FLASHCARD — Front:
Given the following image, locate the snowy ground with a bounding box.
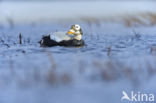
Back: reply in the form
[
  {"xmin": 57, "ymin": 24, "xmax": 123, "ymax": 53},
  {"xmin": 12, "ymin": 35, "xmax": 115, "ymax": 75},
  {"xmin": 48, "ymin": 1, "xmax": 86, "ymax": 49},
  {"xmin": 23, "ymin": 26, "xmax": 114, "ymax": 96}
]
[{"xmin": 0, "ymin": 1, "xmax": 156, "ymax": 103}]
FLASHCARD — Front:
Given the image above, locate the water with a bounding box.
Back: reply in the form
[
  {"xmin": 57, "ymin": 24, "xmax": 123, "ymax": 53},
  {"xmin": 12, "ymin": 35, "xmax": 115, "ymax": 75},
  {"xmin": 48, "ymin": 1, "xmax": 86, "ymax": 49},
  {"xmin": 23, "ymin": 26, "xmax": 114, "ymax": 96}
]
[
  {"xmin": 0, "ymin": 22, "xmax": 156, "ymax": 103},
  {"xmin": 0, "ymin": 23, "xmax": 155, "ymax": 58}
]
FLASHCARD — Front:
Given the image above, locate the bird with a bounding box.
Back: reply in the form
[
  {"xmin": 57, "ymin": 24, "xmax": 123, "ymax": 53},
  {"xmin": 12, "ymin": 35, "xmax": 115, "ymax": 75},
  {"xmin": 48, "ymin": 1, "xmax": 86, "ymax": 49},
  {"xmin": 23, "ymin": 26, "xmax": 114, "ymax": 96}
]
[{"xmin": 40, "ymin": 24, "xmax": 85, "ymax": 47}]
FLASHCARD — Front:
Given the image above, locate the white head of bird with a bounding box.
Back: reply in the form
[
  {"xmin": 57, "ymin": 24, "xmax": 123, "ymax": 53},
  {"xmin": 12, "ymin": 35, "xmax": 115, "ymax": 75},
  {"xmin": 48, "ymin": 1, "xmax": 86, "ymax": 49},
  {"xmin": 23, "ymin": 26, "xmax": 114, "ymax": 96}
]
[
  {"xmin": 67, "ymin": 24, "xmax": 83, "ymax": 40},
  {"xmin": 67, "ymin": 24, "xmax": 82, "ymax": 35},
  {"xmin": 73, "ymin": 24, "xmax": 81, "ymax": 31}
]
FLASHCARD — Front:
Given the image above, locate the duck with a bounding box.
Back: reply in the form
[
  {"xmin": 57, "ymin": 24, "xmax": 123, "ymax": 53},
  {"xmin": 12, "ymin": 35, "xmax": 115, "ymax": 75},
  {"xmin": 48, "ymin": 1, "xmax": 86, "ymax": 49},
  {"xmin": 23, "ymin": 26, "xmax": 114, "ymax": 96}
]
[{"xmin": 40, "ymin": 24, "xmax": 85, "ymax": 47}]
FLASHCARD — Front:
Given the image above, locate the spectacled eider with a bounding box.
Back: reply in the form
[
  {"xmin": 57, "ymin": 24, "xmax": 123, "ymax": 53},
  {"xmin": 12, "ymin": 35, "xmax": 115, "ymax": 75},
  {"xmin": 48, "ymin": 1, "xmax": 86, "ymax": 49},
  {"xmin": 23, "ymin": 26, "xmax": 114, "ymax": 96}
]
[{"xmin": 40, "ymin": 24, "xmax": 85, "ymax": 47}]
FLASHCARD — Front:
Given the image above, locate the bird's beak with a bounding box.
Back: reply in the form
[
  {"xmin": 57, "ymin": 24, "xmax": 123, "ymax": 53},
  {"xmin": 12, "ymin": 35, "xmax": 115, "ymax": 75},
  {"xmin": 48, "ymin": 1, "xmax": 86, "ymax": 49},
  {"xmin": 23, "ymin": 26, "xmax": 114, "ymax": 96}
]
[{"xmin": 67, "ymin": 29, "xmax": 75, "ymax": 35}]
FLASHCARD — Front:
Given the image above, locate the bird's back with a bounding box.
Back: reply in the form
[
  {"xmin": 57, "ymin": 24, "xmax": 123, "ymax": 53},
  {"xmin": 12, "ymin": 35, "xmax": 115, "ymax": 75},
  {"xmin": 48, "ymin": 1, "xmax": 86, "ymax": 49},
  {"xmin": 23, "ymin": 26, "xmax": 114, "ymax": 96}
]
[{"xmin": 50, "ymin": 32, "xmax": 71, "ymax": 42}]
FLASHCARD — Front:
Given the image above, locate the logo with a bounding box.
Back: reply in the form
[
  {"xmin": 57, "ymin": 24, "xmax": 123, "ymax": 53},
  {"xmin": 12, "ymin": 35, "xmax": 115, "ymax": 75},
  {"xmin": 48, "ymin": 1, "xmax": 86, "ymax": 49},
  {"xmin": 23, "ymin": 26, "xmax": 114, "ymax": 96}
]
[{"xmin": 121, "ymin": 91, "xmax": 154, "ymax": 102}]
